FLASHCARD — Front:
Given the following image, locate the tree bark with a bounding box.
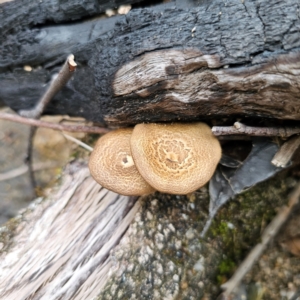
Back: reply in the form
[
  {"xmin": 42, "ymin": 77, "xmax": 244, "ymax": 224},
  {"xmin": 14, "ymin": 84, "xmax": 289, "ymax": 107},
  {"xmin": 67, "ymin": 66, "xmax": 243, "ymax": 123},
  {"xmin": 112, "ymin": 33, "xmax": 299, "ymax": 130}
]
[{"xmin": 1, "ymin": 0, "xmax": 300, "ymax": 126}]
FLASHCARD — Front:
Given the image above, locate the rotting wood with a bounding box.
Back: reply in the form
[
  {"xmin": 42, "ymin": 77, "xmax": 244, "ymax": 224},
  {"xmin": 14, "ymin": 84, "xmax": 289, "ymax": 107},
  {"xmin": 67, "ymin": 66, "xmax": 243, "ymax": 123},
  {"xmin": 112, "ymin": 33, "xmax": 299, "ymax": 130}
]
[
  {"xmin": 107, "ymin": 51, "xmax": 300, "ymax": 125},
  {"xmin": 272, "ymin": 135, "xmax": 300, "ymax": 167},
  {"xmin": 1, "ymin": 0, "xmax": 300, "ymax": 125}
]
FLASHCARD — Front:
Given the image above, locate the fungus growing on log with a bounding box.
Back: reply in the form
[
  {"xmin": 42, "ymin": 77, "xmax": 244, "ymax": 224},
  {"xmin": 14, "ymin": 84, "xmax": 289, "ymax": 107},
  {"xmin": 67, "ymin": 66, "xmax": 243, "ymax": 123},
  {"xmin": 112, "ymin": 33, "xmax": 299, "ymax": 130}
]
[
  {"xmin": 130, "ymin": 122, "xmax": 221, "ymax": 195},
  {"xmin": 88, "ymin": 128, "xmax": 155, "ymax": 196}
]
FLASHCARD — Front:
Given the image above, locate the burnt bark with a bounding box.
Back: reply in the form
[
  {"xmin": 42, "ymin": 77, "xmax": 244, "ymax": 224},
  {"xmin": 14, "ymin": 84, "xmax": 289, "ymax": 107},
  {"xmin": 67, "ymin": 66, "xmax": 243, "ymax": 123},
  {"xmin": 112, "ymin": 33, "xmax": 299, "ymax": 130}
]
[{"xmin": 1, "ymin": 0, "xmax": 300, "ymax": 126}]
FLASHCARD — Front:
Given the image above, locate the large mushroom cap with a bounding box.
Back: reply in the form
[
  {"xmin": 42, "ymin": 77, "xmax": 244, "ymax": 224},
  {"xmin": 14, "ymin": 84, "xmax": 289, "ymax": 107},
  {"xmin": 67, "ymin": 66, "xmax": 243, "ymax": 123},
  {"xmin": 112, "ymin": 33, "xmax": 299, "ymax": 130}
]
[
  {"xmin": 130, "ymin": 122, "xmax": 221, "ymax": 195},
  {"xmin": 88, "ymin": 128, "xmax": 155, "ymax": 196}
]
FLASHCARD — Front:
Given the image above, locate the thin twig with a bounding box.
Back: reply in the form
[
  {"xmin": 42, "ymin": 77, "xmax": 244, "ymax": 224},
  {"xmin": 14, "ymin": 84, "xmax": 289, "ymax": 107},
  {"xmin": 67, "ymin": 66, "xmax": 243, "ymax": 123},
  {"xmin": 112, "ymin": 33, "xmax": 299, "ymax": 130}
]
[
  {"xmin": 0, "ymin": 112, "xmax": 110, "ymax": 134},
  {"xmin": 0, "ymin": 162, "xmax": 60, "ymax": 182},
  {"xmin": 216, "ymin": 135, "xmax": 252, "ymax": 141},
  {"xmin": 212, "ymin": 122, "xmax": 300, "ymax": 137},
  {"xmin": 62, "ymin": 133, "xmax": 93, "ymax": 152},
  {"xmin": 272, "ymin": 135, "xmax": 300, "ymax": 167},
  {"xmin": 290, "ymin": 289, "xmax": 300, "ymax": 300},
  {"xmin": 219, "ymin": 182, "xmax": 300, "ymax": 298},
  {"xmin": 17, "ymin": 55, "xmax": 77, "ymax": 197},
  {"xmin": 19, "ymin": 55, "xmax": 77, "ymax": 119},
  {"xmin": 200, "ymin": 210, "xmax": 217, "ymax": 238},
  {"xmin": 25, "ymin": 127, "xmax": 37, "ymax": 195}
]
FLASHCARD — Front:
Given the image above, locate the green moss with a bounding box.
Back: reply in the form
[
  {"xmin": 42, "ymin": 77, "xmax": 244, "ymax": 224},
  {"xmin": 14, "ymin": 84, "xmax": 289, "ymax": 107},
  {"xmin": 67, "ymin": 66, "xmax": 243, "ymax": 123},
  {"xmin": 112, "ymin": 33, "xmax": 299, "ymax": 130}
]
[
  {"xmin": 211, "ymin": 220, "xmax": 233, "ymax": 238},
  {"xmin": 0, "ymin": 211, "xmax": 29, "ymax": 254},
  {"xmin": 217, "ymin": 258, "xmax": 237, "ymax": 284},
  {"xmin": 97, "ymin": 170, "xmax": 298, "ymax": 299},
  {"xmin": 218, "ymin": 258, "xmax": 236, "ymax": 274},
  {"xmin": 208, "ymin": 174, "xmax": 298, "ymax": 286}
]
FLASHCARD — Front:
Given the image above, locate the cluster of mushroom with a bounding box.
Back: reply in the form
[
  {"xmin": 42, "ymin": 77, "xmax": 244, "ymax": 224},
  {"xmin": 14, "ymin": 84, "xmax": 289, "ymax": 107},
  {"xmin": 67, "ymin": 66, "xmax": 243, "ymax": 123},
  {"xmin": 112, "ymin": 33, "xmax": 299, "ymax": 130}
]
[{"xmin": 88, "ymin": 122, "xmax": 221, "ymax": 196}]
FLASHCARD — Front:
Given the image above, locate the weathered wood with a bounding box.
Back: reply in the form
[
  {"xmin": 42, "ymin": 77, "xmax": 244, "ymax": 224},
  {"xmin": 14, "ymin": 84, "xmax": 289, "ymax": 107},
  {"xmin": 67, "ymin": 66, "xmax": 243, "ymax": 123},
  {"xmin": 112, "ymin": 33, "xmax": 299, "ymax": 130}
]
[
  {"xmin": 1, "ymin": 0, "xmax": 300, "ymax": 125},
  {"xmin": 0, "ymin": 162, "xmax": 140, "ymax": 300}
]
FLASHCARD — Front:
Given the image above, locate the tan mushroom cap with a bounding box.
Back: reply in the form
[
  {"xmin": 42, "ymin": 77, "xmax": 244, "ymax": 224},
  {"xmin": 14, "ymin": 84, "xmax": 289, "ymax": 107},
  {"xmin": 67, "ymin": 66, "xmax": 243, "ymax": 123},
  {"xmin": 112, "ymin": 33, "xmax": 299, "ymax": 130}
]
[
  {"xmin": 130, "ymin": 122, "xmax": 221, "ymax": 195},
  {"xmin": 88, "ymin": 128, "xmax": 155, "ymax": 196}
]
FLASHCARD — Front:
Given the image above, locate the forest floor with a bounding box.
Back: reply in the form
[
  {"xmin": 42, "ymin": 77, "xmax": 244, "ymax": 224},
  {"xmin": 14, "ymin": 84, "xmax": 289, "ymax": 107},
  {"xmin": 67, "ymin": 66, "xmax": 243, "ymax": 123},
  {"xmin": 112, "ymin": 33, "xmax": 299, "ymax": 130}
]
[
  {"xmin": 0, "ymin": 106, "xmax": 300, "ymax": 299},
  {"xmin": 0, "ymin": 107, "xmax": 90, "ymax": 224}
]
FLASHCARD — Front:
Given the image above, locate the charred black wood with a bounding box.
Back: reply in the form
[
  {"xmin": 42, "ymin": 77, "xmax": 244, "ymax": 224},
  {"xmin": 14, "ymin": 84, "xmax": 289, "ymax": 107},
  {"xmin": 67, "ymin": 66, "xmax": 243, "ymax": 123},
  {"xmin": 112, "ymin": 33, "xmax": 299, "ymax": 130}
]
[{"xmin": 1, "ymin": 0, "xmax": 300, "ymax": 126}]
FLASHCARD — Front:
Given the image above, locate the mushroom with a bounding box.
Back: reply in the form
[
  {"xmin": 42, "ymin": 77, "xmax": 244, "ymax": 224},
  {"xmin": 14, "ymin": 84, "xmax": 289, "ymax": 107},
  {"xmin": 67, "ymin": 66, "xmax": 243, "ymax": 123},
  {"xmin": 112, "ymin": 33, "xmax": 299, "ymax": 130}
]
[
  {"xmin": 88, "ymin": 128, "xmax": 155, "ymax": 196},
  {"xmin": 130, "ymin": 122, "xmax": 221, "ymax": 195}
]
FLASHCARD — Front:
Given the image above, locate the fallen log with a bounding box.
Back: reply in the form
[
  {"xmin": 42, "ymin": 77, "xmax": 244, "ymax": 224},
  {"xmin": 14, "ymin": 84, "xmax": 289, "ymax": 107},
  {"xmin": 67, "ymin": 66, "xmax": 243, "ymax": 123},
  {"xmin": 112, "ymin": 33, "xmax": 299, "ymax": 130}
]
[
  {"xmin": 0, "ymin": 161, "xmax": 220, "ymax": 299},
  {"xmin": 0, "ymin": 162, "xmax": 141, "ymax": 299},
  {"xmin": 0, "ymin": 0, "xmax": 300, "ymax": 125}
]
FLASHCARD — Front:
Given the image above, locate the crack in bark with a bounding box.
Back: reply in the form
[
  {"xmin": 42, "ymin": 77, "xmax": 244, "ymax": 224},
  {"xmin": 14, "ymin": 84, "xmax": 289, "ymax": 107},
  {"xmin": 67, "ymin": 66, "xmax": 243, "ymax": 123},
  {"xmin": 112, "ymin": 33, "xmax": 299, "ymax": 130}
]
[{"xmin": 255, "ymin": 1, "xmax": 266, "ymax": 45}]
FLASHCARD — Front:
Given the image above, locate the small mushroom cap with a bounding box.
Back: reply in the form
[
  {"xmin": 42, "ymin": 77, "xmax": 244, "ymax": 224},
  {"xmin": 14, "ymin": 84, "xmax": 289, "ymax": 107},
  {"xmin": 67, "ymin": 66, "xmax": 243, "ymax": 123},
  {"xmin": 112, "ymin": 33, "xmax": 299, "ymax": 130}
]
[
  {"xmin": 88, "ymin": 128, "xmax": 155, "ymax": 196},
  {"xmin": 130, "ymin": 122, "xmax": 221, "ymax": 195}
]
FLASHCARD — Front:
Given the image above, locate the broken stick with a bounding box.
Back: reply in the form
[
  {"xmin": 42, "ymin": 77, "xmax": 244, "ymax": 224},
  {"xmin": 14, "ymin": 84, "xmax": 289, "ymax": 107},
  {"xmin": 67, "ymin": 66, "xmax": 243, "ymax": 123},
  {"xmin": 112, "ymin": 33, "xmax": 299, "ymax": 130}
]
[
  {"xmin": 19, "ymin": 55, "xmax": 77, "ymax": 119},
  {"xmin": 18, "ymin": 54, "xmax": 77, "ymax": 196},
  {"xmin": 0, "ymin": 112, "xmax": 109, "ymax": 134},
  {"xmin": 272, "ymin": 135, "xmax": 300, "ymax": 167},
  {"xmin": 219, "ymin": 182, "xmax": 300, "ymax": 299},
  {"xmin": 212, "ymin": 122, "xmax": 300, "ymax": 138}
]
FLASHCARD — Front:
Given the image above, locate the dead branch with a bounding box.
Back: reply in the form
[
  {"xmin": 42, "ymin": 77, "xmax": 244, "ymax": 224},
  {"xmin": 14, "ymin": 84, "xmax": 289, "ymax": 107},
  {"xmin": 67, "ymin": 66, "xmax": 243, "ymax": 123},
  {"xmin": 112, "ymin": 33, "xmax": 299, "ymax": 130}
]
[
  {"xmin": 2, "ymin": 1, "xmax": 300, "ymax": 124},
  {"xmin": 19, "ymin": 55, "xmax": 77, "ymax": 119},
  {"xmin": 0, "ymin": 162, "xmax": 140, "ymax": 300},
  {"xmin": 212, "ymin": 122, "xmax": 300, "ymax": 137},
  {"xmin": 272, "ymin": 135, "xmax": 300, "ymax": 167},
  {"xmin": 17, "ymin": 55, "xmax": 77, "ymax": 195},
  {"xmin": 0, "ymin": 112, "xmax": 110, "ymax": 134}
]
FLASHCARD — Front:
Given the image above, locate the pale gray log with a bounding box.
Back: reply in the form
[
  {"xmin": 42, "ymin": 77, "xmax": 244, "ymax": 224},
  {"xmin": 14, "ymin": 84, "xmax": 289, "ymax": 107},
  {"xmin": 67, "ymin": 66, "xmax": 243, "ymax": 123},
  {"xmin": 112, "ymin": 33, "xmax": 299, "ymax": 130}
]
[{"xmin": 0, "ymin": 162, "xmax": 140, "ymax": 300}]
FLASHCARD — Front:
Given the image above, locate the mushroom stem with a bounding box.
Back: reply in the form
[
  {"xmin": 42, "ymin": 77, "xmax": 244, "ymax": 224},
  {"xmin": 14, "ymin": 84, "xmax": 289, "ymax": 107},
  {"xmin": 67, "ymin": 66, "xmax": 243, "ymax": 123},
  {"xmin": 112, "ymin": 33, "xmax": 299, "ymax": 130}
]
[{"xmin": 212, "ymin": 122, "xmax": 300, "ymax": 137}]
